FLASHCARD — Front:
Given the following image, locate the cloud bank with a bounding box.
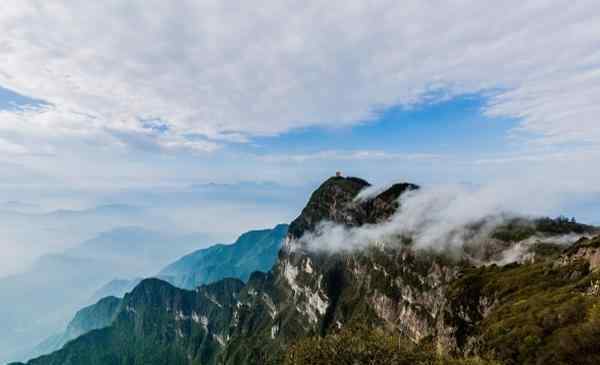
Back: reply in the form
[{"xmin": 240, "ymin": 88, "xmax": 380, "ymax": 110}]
[
  {"xmin": 300, "ymin": 181, "xmax": 584, "ymax": 253},
  {"xmin": 0, "ymin": 1, "xmax": 598, "ymax": 152}
]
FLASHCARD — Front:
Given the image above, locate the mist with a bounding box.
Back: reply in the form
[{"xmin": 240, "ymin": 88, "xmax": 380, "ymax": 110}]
[
  {"xmin": 0, "ymin": 181, "xmax": 302, "ymax": 278},
  {"xmin": 0, "ymin": 181, "xmax": 301, "ymax": 363},
  {"xmin": 492, "ymin": 232, "xmax": 592, "ymax": 266},
  {"xmin": 300, "ymin": 180, "xmax": 593, "ymax": 253}
]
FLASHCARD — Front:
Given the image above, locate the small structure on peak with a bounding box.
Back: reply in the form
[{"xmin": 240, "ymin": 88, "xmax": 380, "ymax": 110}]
[{"xmin": 336, "ymin": 171, "xmax": 342, "ymax": 177}]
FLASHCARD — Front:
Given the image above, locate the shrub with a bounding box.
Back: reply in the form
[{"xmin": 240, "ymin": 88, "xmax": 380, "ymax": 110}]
[{"xmin": 285, "ymin": 324, "xmax": 498, "ymax": 365}]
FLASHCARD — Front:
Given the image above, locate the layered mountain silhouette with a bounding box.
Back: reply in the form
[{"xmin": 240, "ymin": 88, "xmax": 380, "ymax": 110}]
[
  {"xmin": 159, "ymin": 224, "xmax": 288, "ymax": 289},
  {"xmin": 11, "ymin": 225, "xmax": 288, "ymax": 363},
  {"xmin": 0, "ymin": 227, "xmax": 212, "ymax": 364},
  {"xmin": 11, "ymin": 176, "xmax": 600, "ymax": 365}
]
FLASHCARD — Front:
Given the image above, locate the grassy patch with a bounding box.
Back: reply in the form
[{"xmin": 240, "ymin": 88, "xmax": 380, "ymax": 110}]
[{"xmin": 448, "ymin": 261, "xmax": 600, "ymax": 365}]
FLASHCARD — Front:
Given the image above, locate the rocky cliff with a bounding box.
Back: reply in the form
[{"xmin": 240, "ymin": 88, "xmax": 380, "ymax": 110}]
[{"xmin": 14, "ymin": 176, "xmax": 600, "ymax": 365}]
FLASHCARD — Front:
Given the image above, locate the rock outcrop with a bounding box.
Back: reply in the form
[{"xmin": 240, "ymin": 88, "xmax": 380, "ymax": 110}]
[
  {"xmin": 15, "ymin": 176, "xmax": 599, "ymax": 365},
  {"xmin": 560, "ymin": 236, "xmax": 600, "ymax": 270}
]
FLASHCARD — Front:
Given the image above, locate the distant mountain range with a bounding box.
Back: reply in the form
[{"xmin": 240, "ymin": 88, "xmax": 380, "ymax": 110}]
[
  {"xmin": 88, "ymin": 279, "xmax": 143, "ymax": 305},
  {"xmin": 0, "ymin": 202, "xmax": 175, "ymax": 280},
  {"xmin": 21, "ymin": 296, "xmax": 122, "ymax": 362},
  {"xmin": 9, "ymin": 224, "xmax": 288, "ymax": 363},
  {"xmin": 0, "ymin": 226, "xmax": 212, "ymax": 364},
  {"xmin": 12, "ymin": 176, "xmax": 600, "ymax": 365},
  {"xmin": 159, "ymin": 224, "xmax": 288, "ymax": 289}
]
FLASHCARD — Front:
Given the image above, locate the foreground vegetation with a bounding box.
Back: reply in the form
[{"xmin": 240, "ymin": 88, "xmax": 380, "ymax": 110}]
[
  {"xmin": 448, "ymin": 259, "xmax": 600, "ymax": 365},
  {"xmin": 285, "ymin": 324, "xmax": 497, "ymax": 365}
]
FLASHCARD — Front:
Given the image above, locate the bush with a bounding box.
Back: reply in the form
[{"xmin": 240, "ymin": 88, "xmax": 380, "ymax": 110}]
[
  {"xmin": 285, "ymin": 324, "xmax": 498, "ymax": 365},
  {"xmin": 449, "ymin": 261, "xmax": 600, "ymax": 365}
]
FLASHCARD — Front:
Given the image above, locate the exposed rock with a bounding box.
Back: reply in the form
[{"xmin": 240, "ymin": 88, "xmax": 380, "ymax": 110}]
[
  {"xmin": 17, "ymin": 176, "xmax": 599, "ymax": 365},
  {"xmin": 560, "ymin": 236, "xmax": 600, "ymax": 270},
  {"xmin": 288, "ymin": 176, "xmax": 418, "ymax": 240}
]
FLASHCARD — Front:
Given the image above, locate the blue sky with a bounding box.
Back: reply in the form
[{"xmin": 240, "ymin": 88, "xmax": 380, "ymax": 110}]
[
  {"xmin": 2, "ymin": 5, "xmax": 600, "ymax": 362},
  {"xmin": 0, "ymin": 76, "xmax": 598, "ymax": 223},
  {"xmin": 0, "ymin": 1, "xmax": 599, "ymax": 276},
  {"xmin": 244, "ymin": 94, "xmax": 516, "ymax": 157},
  {"xmin": 0, "ymin": 86, "xmax": 47, "ymax": 111}
]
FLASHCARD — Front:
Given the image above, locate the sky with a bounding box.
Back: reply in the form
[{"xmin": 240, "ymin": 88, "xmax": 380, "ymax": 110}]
[{"xmin": 1, "ymin": 1, "xmax": 600, "ymax": 276}]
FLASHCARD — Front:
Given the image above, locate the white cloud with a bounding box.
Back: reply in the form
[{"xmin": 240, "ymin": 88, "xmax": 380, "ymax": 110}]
[
  {"xmin": 0, "ymin": 0, "xmax": 599, "ymax": 231},
  {"xmin": 474, "ymin": 148, "xmax": 600, "ymax": 165},
  {"xmin": 0, "ymin": 137, "xmax": 28, "ymax": 155},
  {"xmin": 0, "ymin": 1, "xmax": 598, "ymax": 152},
  {"xmin": 300, "ymin": 181, "xmax": 581, "ymax": 253},
  {"xmin": 259, "ymin": 150, "xmax": 442, "ymax": 163}
]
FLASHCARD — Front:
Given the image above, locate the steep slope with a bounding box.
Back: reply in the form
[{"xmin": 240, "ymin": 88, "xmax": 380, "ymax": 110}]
[
  {"xmin": 13, "ymin": 177, "xmax": 425, "ymax": 365},
  {"xmin": 0, "ymin": 227, "xmax": 211, "ymax": 364},
  {"xmin": 88, "ymin": 279, "xmax": 142, "ymax": 305},
  {"xmin": 21, "ymin": 297, "xmax": 123, "ymax": 361},
  {"xmin": 160, "ymin": 224, "xmax": 288, "ymax": 289},
  {"xmin": 14, "ymin": 226, "xmax": 286, "ymax": 363},
  {"xmin": 445, "ymin": 242, "xmax": 600, "ymax": 365},
  {"xmin": 20, "ymin": 278, "xmax": 244, "ymax": 365},
  {"xmin": 0, "ymin": 254, "xmax": 110, "ymax": 364},
  {"xmin": 62, "ymin": 296, "xmax": 123, "ymax": 347},
  {"xmin": 220, "ymin": 177, "xmax": 451, "ymax": 364},
  {"xmin": 15, "ymin": 176, "xmax": 598, "ymax": 365}
]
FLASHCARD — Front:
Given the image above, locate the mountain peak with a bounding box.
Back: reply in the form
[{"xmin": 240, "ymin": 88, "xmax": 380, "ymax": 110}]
[
  {"xmin": 288, "ymin": 176, "xmax": 371, "ymax": 239},
  {"xmin": 288, "ymin": 176, "xmax": 420, "ymax": 240}
]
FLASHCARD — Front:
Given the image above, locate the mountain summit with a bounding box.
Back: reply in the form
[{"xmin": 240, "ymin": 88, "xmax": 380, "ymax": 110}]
[
  {"xmin": 289, "ymin": 176, "xmax": 418, "ymax": 239},
  {"xmin": 13, "ymin": 176, "xmax": 600, "ymax": 365}
]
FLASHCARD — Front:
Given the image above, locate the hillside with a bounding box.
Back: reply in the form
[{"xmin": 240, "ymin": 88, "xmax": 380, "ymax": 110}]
[
  {"xmin": 87, "ymin": 279, "xmax": 142, "ymax": 305},
  {"xmin": 160, "ymin": 224, "xmax": 288, "ymax": 289},
  {"xmin": 14, "ymin": 225, "xmax": 287, "ymax": 363},
  {"xmin": 21, "ymin": 296, "xmax": 123, "ymax": 362},
  {"xmin": 13, "ymin": 176, "xmax": 600, "ymax": 365},
  {"xmin": 0, "ymin": 227, "xmax": 211, "ymax": 364}
]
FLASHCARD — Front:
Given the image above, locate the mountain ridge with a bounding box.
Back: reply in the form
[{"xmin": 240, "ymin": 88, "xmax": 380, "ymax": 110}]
[
  {"xmin": 13, "ymin": 224, "xmax": 288, "ymax": 363},
  {"xmin": 13, "ymin": 176, "xmax": 600, "ymax": 365},
  {"xmin": 159, "ymin": 224, "xmax": 288, "ymax": 289}
]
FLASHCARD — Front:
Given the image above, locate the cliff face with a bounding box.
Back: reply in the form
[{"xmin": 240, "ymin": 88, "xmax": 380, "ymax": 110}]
[
  {"xmin": 22, "ymin": 278, "xmax": 244, "ymax": 365},
  {"xmin": 16, "ymin": 176, "xmax": 434, "ymax": 365},
  {"xmin": 15, "ymin": 176, "xmax": 600, "ymax": 365},
  {"xmin": 195, "ymin": 177, "xmax": 451, "ymax": 363},
  {"xmin": 560, "ymin": 236, "xmax": 600, "ymax": 270},
  {"xmin": 287, "ymin": 176, "xmax": 418, "ymax": 239}
]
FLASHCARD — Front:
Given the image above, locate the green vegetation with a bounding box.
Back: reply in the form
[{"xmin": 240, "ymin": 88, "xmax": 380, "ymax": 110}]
[
  {"xmin": 534, "ymin": 216, "xmax": 592, "ymax": 235},
  {"xmin": 491, "ymin": 219, "xmax": 537, "ymax": 242},
  {"xmin": 448, "ymin": 260, "xmax": 600, "ymax": 365},
  {"xmin": 285, "ymin": 324, "xmax": 497, "ymax": 365},
  {"xmin": 491, "ymin": 216, "xmax": 595, "ymax": 243},
  {"xmin": 12, "ymin": 175, "xmax": 600, "ymax": 365},
  {"xmin": 10, "ymin": 278, "xmax": 244, "ymax": 365},
  {"xmin": 527, "ymin": 242, "xmax": 563, "ymax": 260},
  {"xmin": 160, "ymin": 224, "xmax": 288, "ymax": 289}
]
